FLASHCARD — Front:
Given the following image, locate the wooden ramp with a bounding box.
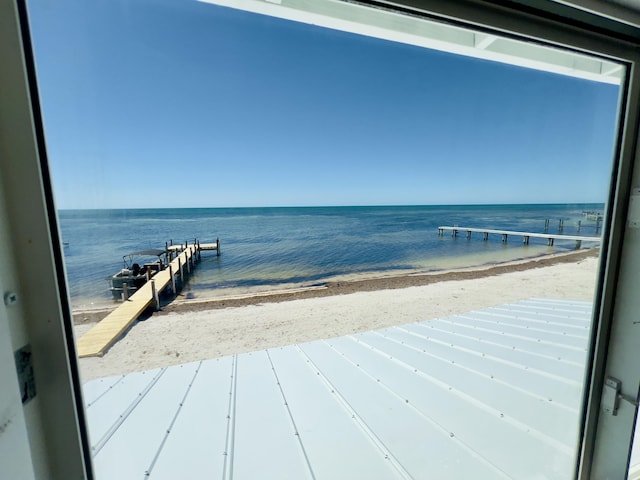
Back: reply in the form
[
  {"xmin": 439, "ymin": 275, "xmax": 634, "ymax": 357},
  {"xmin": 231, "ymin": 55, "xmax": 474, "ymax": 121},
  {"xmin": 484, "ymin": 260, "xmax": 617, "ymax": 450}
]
[{"xmin": 77, "ymin": 245, "xmax": 200, "ymax": 358}]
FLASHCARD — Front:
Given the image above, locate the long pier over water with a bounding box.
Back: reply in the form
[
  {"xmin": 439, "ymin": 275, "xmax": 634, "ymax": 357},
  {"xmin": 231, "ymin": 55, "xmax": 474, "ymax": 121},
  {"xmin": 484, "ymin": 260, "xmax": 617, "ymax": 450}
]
[
  {"xmin": 438, "ymin": 226, "xmax": 601, "ymax": 248},
  {"xmin": 77, "ymin": 239, "xmax": 219, "ymax": 358}
]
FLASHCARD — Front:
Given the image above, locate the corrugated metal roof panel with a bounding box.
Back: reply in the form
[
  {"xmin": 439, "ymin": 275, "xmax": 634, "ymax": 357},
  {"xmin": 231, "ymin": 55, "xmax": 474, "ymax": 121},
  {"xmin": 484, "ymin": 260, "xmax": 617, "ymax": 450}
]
[
  {"xmin": 268, "ymin": 346, "xmax": 407, "ymax": 479},
  {"xmin": 146, "ymin": 358, "xmax": 232, "ymax": 479},
  {"xmin": 354, "ymin": 330, "xmax": 578, "ymax": 444},
  {"xmin": 92, "ymin": 364, "xmax": 199, "ymax": 477},
  {"xmin": 232, "ymin": 351, "xmax": 313, "ymax": 479},
  {"xmin": 84, "ymin": 299, "xmax": 593, "ymax": 479},
  {"xmin": 87, "ymin": 368, "xmax": 165, "ymax": 454}
]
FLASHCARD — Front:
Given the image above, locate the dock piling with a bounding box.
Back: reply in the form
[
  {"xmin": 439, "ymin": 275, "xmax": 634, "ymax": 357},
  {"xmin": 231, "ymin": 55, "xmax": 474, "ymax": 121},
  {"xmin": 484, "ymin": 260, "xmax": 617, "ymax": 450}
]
[
  {"xmin": 122, "ymin": 282, "xmax": 129, "ymax": 301},
  {"xmin": 168, "ymin": 264, "xmax": 175, "ymax": 294},
  {"xmin": 151, "ymin": 280, "xmax": 159, "ymax": 311}
]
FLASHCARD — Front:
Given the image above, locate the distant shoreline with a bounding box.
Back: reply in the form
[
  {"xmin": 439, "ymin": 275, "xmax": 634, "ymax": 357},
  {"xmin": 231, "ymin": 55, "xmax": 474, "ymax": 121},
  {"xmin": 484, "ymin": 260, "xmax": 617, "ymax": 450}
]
[{"xmin": 72, "ymin": 247, "xmax": 598, "ymax": 325}]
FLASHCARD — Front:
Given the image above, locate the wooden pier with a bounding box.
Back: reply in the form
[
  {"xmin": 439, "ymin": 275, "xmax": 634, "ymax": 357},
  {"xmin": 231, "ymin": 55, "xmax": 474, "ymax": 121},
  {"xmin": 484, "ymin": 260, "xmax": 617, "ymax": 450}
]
[
  {"xmin": 76, "ymin": 239, "xmax": 220, "ymax": 358},
  {"xmin": 438, "ymin": 226, "xmax": 600, "ymax": 248}
]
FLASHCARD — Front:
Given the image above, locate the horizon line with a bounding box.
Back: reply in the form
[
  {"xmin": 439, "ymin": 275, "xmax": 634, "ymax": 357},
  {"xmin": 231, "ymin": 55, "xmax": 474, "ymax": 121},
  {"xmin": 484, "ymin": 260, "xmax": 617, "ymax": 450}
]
[{"xmin": 56, "ymin": 201, "xmax": 606, "ymax": 211}]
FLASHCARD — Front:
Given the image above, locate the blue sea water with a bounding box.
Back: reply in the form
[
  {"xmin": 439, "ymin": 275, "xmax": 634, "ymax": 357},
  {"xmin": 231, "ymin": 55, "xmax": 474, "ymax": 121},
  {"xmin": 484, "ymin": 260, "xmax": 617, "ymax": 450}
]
[{"xmin": 58, "ymin": 204, "xmax": 603, "ymax": 310}]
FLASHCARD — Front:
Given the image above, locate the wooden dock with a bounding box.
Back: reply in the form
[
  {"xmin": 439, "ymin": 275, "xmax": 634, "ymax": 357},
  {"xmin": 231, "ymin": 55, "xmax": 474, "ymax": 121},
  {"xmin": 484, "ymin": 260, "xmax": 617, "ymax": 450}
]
[
  {"xmin": 77, "ymin": 239, "xmax": 219, "ymax": 358},
  {"xmin": 438, "ymin": 226, "xmax": 601, "ymax": 248}
]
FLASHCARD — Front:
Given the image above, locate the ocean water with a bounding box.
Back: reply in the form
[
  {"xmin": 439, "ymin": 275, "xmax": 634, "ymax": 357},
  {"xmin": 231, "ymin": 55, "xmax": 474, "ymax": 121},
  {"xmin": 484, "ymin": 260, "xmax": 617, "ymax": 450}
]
[{"xmin": 58, "ymin": 204, "xmax": 603, "ymax": 310}]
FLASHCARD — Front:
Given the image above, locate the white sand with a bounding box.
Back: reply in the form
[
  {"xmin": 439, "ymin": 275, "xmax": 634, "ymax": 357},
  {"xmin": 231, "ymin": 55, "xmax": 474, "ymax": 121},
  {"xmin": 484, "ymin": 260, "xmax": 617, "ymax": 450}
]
[{"xmin": 75, "ymin": 256, "xmax": 598, "ymax": 382}]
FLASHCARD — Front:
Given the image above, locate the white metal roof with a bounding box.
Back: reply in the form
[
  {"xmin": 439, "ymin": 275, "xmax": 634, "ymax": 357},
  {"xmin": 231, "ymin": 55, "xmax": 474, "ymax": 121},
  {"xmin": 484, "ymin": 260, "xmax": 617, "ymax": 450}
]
[{"xmin": 83, "ymin": 298, "xmax": 594, "ymax": 479}]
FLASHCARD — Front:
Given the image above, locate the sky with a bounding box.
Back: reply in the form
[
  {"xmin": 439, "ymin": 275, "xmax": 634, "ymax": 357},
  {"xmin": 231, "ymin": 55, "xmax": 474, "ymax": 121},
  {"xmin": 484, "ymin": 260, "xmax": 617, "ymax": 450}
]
[{"xmin": 27, "ymin": 0, "xmax": 621, "ymax": 209}]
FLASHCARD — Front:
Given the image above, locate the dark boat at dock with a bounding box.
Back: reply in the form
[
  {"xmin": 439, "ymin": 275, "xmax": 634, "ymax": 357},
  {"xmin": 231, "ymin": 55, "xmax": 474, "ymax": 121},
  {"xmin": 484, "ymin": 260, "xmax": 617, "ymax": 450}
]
[{"xmin": 110, "ymin": 249, "xmax": 168, "ymax": 300}]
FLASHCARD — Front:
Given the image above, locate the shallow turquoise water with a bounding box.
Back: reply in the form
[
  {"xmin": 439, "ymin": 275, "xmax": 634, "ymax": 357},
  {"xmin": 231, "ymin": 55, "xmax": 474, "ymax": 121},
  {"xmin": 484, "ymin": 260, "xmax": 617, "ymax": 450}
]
[{"xmin": 58, "ymin": 203, "xmax": 603, "ymax": 309}]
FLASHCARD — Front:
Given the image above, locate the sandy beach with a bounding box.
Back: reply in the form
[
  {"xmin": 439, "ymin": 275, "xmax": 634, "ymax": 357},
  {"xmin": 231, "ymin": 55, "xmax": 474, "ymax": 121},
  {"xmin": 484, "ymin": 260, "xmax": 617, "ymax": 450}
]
[{"xmin": 74, "ymin": 249, "xmax": 600, "ymax": 382}]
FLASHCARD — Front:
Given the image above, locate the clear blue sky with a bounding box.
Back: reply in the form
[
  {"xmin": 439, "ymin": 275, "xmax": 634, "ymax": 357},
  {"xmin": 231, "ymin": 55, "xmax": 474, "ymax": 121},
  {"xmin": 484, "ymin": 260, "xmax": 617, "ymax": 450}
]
[{"xmin": 27, "ymin": 0, "xmax": 620, "ymax": 209}]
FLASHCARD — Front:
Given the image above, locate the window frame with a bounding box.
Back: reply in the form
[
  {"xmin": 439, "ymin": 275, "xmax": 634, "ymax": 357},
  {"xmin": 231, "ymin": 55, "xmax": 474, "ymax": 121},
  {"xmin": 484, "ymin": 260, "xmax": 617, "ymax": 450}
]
[{"xmin": 2, "ymin": 0, "xmax": 640, "ymax": 478}]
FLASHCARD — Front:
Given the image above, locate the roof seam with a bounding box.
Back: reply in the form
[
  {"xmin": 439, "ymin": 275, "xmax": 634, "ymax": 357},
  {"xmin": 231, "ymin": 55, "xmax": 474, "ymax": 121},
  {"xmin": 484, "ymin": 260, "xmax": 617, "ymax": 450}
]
[
  {"xmin": 345, "ymin": 334, "xmax": 575, "ymax": 456},
  {"xmin": 333, "ymin": 336, "xmax": 515, "ymax": 478},
  {"xmin": 92, "ymin": 367, "xmax": 167, "ymax": 456},
  {"xmin": 296, "ymin": 344, "xmax": 414, "ymax": 480},
  {"xmin": 143, "ymin": 361, "xmax": 203, "ymax": 479},
  {"xmin": 222, "ymin": 355, "xmax": 238, "ymax": 480},
  {"xmin": 266, "ymin": 349, "xmax": 317, "ymax": 480},
  {"xmin": 371, "ymin": 329, "xmax": 578, "ymax": 411}
]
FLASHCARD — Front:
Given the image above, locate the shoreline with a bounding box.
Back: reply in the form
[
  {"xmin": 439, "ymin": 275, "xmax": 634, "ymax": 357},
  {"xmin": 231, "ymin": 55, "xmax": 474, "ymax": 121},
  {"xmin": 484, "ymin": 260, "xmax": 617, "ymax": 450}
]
[
  {"xmin": 75, "ymin": 249, "xmax": 599, "ymax": 381},
  {"xmin": 72, "ymin": 248, "xmax": 598, "ymax": 325}
]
